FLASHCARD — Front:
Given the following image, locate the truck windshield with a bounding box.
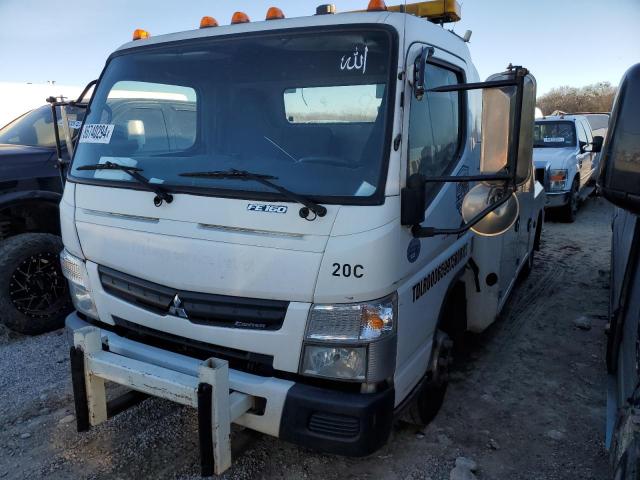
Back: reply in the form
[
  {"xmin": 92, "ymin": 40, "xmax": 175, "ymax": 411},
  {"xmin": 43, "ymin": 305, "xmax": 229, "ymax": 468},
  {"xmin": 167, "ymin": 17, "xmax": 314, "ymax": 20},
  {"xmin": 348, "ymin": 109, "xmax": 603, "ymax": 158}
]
[
  {"xmin": 71, "ymin": 28, "xmax": 394, "ymax": 203},
  {"xmin": 533, "ymin": 121, "xmax": 576, "ymax": 148}
]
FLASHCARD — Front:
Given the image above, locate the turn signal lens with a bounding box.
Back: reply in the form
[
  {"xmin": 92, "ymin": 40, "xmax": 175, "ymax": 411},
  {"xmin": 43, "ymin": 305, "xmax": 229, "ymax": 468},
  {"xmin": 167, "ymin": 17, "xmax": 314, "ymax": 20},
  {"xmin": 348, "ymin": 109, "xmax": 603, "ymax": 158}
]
[
  {"xmin": 199, "ymin": 16, "xmax": 219, "ymax": 28},
  {"xmin": 231, "ymin": 11, "xmax": 250, "ymax": 24},
  {"xmin": 367, "ymin": 0, "xmax": 388, "ymax": 11},
  {"xmin": 266, "ymin": 7, "xmax": 285, "ymax": 20},
  {"xmin": 132, "ymin": 29, "xmax": 150, "ymax": 41}
]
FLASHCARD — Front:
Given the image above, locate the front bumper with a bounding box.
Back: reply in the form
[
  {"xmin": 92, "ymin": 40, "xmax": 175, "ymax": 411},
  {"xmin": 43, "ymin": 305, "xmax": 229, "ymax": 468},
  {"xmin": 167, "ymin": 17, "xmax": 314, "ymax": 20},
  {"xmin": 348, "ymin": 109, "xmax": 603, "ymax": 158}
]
[
  {"xmin": 545, "ymin": 191, "xmax": 570, "ymax": 208},
  {"xmin": 66, "ymin": 313, "xmax": 394, "ymax": 457}
]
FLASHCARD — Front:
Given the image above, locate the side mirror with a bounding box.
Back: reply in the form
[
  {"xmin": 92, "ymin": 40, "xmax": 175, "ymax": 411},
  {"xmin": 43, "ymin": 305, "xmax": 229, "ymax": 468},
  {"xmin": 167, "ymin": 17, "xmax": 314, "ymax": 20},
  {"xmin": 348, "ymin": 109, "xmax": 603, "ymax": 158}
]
[
  {"xmin": 599, "ymin": 63, "xmax": 640, "ymax": 214},
  {"xmin": 480, "ymin": 70, "xmax": 536, "ymax": 186},
  {"xmin": 579, "ymin": 141, "xmax": 592, "ymax": 153},
  {"xmin": 403, "ymin": 65, "xmax": 537, "ymax": 238},
  {"xmin": 592, "ymin": 135, "xmax": 604, "ymax": 153}
]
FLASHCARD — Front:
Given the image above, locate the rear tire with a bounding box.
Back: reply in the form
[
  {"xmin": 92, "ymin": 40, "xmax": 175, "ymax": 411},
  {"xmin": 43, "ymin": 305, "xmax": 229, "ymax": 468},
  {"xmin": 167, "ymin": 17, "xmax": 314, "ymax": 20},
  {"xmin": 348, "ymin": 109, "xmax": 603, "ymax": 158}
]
[
  {"xmin": 0, "ymin": 233, "xmax": 72, "ymax": 335},
  {"xmin": 561, "ymin": 179, "xmax": 580, "ymax": 223}
]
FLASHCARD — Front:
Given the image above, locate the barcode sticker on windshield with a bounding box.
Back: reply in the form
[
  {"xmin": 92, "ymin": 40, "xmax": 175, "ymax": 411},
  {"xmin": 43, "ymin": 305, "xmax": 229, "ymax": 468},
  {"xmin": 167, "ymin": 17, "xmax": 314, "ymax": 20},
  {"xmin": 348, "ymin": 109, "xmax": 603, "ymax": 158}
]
[
  {"xmin": 543, "ymin": 137, "xmax": 565, "ymax": 143},
  {"xmin": 80, "ymin": 124, "xmax": 114, "ymax": 144}
]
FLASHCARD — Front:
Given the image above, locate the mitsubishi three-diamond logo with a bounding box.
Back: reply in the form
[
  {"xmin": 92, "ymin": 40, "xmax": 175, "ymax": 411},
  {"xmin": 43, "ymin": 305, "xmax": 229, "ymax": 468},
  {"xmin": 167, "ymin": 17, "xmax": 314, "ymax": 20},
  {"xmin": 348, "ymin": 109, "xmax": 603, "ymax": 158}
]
[{"xmin": 168, "ymin": 294, "xmax": 189, "ymax": 319}]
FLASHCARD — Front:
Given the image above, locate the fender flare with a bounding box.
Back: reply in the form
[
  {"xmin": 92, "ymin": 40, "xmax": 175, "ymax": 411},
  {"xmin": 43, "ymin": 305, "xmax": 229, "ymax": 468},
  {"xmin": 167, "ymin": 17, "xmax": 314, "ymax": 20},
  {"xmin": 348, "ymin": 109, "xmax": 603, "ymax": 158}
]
[{"xmin": 0, "ymin": 190, "xmax": 62, "ymax": 211}]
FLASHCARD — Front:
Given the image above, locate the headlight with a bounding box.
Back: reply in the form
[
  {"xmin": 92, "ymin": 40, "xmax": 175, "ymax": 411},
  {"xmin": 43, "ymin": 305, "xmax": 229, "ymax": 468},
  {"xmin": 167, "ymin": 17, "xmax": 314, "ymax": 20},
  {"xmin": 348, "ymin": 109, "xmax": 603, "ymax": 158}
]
[
  {"xmin": 60, "ymin": 249, "xmax": 98, "ymax": 319},
  {"xmin": 300, "ymin": 293, "xmax": 397, "ymax": 383},
  {"xmin": 301, "ymin": 345, "xmax": 367, "ymax": 381},
  {"xmin": 306, "ymin": 294, "xmax": 396, "ymax": 342},
  {"xmin": 549, "ymin": 169, "xmax": 568, "ymax": 191}
]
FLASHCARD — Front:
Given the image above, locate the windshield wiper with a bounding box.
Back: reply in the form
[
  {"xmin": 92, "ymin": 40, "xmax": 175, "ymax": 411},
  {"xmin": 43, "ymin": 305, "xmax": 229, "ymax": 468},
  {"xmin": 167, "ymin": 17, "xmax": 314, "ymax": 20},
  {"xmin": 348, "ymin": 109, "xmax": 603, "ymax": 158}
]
[
  {"xmin": 179, "ymin": 169, "xmax": 327, "ymax": 219},
  {"xmin": 77, "ymin": 161, "xmax": 174, "ymax": 207}
]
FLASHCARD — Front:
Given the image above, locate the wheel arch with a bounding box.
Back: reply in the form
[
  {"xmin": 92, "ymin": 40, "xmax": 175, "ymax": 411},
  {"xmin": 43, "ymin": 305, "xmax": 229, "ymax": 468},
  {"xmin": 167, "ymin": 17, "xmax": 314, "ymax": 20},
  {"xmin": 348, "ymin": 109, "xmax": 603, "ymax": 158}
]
[{"xmin": 0, "ymin": 190, "xmax": 62, "ymax": 241}]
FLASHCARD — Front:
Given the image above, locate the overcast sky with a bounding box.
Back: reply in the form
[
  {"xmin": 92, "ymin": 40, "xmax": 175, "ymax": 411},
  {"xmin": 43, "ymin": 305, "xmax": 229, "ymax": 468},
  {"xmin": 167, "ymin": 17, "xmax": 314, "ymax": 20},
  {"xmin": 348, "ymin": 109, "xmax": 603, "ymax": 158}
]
[{"xmin": 0, "ymin": 0, "xmax": 638, "ymax": 95}]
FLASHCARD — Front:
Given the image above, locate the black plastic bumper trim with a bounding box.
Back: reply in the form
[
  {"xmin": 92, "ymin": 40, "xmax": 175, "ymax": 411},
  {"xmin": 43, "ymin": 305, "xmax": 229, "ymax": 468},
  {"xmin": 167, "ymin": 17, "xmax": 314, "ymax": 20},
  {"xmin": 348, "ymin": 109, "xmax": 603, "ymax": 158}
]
[{"xmin": 279, "ymin": 383, "xmax": 394, "ymax": 457}]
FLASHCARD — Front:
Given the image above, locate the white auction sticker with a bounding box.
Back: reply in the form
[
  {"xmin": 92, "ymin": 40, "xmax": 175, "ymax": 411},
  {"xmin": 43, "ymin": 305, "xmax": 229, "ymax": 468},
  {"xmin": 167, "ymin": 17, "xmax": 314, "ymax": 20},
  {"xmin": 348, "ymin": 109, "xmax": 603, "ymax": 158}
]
[
  {"xmin": 80, "ymin": 124, "xmax": 115, "ymax": 144},
  {"xmin": 543, "ymin": 137, "xmax": 565, "ymax": 143}
]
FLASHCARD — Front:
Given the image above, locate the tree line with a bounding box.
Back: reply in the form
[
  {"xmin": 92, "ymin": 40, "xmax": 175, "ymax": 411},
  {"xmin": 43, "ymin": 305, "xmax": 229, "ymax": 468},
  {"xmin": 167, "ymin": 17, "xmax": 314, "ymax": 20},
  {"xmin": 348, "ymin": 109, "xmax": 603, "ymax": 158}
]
[{"xmin": 537, "ymin": 81, "xmax": 617, "ymax": 114}]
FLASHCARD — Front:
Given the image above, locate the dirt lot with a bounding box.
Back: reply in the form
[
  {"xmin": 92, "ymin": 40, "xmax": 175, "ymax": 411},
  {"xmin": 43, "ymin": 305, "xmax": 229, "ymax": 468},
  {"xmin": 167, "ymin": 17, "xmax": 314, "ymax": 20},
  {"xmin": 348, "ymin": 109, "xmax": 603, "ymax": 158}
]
[{"xmin": 0, "ymin": 197, "xmax": 612, "ymax": 479}]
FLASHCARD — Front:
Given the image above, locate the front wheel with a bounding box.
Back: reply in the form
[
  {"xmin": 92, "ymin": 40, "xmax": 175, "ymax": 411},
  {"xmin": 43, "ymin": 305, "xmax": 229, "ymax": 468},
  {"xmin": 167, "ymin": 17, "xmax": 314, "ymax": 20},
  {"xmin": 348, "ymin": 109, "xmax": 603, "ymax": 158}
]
[
  {"xmin": 560, "ymin": 179, "xmax": 580, "ymax": 223},
  {"xmin": 401, "ymin": 331, "xmax": 453, "ymax": 426},
  {"xmin": 0, "ymin": 233, "xmax": 72, "ymax": 335}
]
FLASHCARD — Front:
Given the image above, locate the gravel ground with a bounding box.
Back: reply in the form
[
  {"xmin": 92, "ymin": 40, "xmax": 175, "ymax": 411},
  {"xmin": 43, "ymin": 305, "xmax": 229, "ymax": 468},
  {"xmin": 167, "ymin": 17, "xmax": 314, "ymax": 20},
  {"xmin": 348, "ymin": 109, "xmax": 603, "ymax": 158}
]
[{"xmin": 0, "ymin": 196, "xmax": 611, "ymax": 479}]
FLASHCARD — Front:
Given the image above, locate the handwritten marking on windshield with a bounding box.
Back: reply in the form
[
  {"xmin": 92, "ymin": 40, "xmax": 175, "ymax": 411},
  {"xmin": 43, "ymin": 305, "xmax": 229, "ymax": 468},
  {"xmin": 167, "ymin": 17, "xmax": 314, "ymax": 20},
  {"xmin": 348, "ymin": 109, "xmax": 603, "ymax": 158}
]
[{"xmin": 340, "ymin": 46, "xmax": 368, "ymax": 75}]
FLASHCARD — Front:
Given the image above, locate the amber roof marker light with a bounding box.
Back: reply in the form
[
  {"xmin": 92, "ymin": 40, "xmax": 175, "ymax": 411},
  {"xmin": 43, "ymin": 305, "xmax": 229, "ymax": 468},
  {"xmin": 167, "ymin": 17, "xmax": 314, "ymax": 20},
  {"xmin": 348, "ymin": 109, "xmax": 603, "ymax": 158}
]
[
  {"xmin": 266, "ymin": 7, "xmax": 285, "ymax": 20},
  {"xmin": 367, "ymin": 0, "xmax": 388, "ymax": 11},
  {"xmin": 132, "ymin": 29, "xmax": 150, "ymax": 41},
  {"xmin": 199, "ymin": 16, "xmax": 219, "ymax": 28},
  {"xmin": 231, "ymin": 11, "xmax": 251, "ymax": 24}
]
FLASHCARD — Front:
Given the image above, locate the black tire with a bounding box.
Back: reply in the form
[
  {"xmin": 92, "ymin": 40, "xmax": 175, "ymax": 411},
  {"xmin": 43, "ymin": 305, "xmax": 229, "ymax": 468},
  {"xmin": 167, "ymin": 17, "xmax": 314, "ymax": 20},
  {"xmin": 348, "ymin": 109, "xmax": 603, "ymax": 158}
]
[
  {"xmin": 560, "ymin": 179, "xmax": 580, "ymax": 223},
  {"xmin": 401, "ymin": 381, "xmax": 448, "ymax": 427},
  {"xmin": 401, "ymin": 331, "xmax": 452, "ymax": 427},
  {"xmin": 0, "ymin": 233, "xmax": 72, "ymax": 335}
]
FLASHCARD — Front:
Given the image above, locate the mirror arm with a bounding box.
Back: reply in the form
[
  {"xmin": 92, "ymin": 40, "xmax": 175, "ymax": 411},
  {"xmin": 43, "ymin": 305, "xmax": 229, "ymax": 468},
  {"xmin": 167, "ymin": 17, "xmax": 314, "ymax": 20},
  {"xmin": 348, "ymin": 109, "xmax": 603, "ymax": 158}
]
[
  {"xmin": 411, "ymin": 190, "xmax": 514, "ymax": 238},
  {"xmin": 46, "ymin": 97, "xmax": 66, "ymax": 188},
  {"xmin": 428, "ymin": 78, "xmax": 517, "ymax": 93},
  {"xmin": 73, "ymin": 79, "xmax": 97, "ymax": 105},
  {"xmin": 422, "ymin": 173, "xmax": 511, "ymax": 183}
]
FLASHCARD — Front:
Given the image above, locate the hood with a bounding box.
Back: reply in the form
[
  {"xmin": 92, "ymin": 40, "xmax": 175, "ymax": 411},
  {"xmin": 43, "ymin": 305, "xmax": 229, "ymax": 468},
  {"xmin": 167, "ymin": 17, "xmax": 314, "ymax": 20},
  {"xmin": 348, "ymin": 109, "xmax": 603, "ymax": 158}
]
[
  {"xmin": 0, "ymin": 143, "xmax": 54, "ymax": 157},
  {"xmin": 533, "ymin": 147, "xmax": 575, "ymax": 169},
  {"xmin": 0, "ymin": 144, "xmax": 56, "ymax": 181}
]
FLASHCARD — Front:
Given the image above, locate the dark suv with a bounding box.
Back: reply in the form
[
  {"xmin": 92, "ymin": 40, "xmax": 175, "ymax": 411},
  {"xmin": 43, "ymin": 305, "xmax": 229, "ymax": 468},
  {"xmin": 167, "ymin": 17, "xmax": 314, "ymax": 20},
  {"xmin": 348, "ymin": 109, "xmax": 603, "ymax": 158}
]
[{"xmin": 0, "ymin": 105, "xmax": 83, "ymax": 334}]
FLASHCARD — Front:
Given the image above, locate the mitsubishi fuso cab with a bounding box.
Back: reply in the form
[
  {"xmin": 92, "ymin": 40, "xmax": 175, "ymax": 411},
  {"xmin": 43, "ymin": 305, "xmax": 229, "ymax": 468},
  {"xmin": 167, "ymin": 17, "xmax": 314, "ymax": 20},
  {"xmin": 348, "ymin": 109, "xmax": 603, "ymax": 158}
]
[{"xmin": 58, "ymin": 1, "xmax": 545, "ymax": 474}]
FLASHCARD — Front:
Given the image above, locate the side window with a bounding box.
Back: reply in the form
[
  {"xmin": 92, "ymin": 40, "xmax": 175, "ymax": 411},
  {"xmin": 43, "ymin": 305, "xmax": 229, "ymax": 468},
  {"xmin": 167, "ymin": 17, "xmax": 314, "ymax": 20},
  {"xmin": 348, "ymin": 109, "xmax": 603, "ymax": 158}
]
[
  {"xmin": 576, "ymin": 121, "xmax": 588, "ymax": 145},
  {"xmin": 581, "ymin": 120, "xmax": 593, "ymax": 143},
  {"xmin": 408, "ymin": 63, "xmax": 462, "ymax": 199}
]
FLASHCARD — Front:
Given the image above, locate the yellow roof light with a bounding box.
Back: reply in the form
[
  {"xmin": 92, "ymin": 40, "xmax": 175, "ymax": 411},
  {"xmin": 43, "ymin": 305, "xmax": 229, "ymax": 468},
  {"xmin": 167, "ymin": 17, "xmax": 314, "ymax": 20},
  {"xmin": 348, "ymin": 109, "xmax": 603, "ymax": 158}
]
[
  {"xmin": 388, "ymin": 0, "xmax": 461, "ymax": 23},
  {"xmin": 367, "ymin": 0, "xmax": 388, "ymax": 11},
  {"xmin": 200, "ymin": 16, "xmax": 219, "ymax": 28},
  {"xmin": 132, "ymin": 29, "xmax": 150, "ymax": 41},
  {"xmin": 266, "ymin": 7, "xmax": 285, "ymax": 20},
  {"xmin": 231, "ymin": 11, "xmax": 250, "ymax": 24}
]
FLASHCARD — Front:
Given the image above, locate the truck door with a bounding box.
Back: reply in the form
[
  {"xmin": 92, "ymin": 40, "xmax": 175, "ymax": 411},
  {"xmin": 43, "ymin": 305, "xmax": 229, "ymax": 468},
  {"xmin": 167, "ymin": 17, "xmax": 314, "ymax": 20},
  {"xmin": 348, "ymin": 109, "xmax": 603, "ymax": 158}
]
[
  {"xmin": 576, "ymin": 120, "xmax": 591, "ymax": 187},
  {"xmin": 579, "ymin": 119, "xmax": 595, "ymax": 181}
]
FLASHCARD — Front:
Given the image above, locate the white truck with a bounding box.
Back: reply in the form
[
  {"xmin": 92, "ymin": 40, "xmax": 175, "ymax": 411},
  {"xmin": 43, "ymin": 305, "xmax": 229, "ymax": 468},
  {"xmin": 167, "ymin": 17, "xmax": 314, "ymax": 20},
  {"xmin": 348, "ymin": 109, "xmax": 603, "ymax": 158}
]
[
  {"xmin": 58, "ymin": 1, "xmax": 545, "ymax": 474},
  {"xmin": 533, "ymin": 114, "xmax": 603, "ymax": 222}
]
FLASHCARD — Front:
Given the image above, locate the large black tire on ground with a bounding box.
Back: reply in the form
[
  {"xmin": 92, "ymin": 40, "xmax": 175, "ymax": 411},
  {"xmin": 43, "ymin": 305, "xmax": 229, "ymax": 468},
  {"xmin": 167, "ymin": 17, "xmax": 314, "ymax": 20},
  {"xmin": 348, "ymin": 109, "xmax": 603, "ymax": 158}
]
[
  {"xmin": 560, "ymin": 178, "xmax": 580, "ymax": 223},
  {"xmin": 401, "ymin": 330, "xmax": 453, "ymax": 427},
  {"xmin": 401, "ymin": 381, "xmax": 448, "ymax": 427},
  {"xmin": 0, "ymin": 233, "xmax": 72, "ymax": 335}
]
